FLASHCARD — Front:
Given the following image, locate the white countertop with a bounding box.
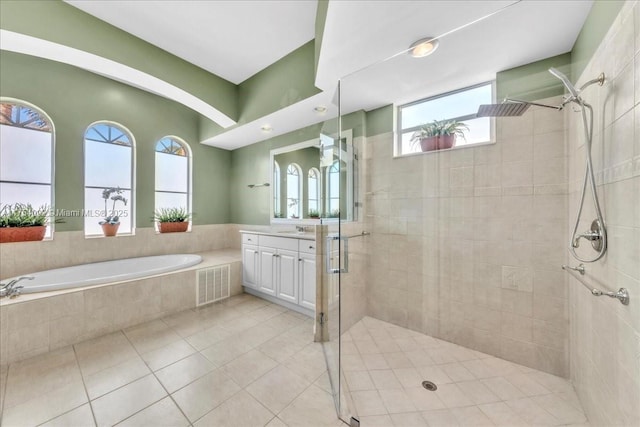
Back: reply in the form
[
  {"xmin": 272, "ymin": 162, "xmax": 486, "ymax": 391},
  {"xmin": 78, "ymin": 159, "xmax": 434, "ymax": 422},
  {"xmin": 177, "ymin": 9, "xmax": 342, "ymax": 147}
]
[{"xmin": 239, "ymin": 230, "xmax": 316, "ymax": 241}]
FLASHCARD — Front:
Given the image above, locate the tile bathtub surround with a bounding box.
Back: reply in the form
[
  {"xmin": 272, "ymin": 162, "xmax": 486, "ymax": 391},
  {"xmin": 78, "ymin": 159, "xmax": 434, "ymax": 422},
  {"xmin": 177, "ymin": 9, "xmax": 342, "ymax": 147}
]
[
  {"xmin": 0, "ymin": 224, "xmax": 235, "ymax": 280},
  {"xmin": 0, "ymin": 252, "xmax": 243, "ymax": 365},
  {"xmin": 567, "ymin": 2, "xmax": 640, "ymax": 426},
  {"xmin": 362, "ymin": 94, "xmax": 571, "ymax": 377},
  {"xmin": 0, "ymin": 294, "xmax": 343, "ymax": 427}
]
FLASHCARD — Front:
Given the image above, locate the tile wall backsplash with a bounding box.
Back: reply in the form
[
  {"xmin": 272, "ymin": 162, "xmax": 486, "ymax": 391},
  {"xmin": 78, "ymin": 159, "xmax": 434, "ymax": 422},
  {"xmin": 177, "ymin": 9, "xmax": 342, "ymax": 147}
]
[
  {"xmin": 568, "ymin": 2, "xmax": 640, "ymax": 426},
  {"xmin": 362, "ymin": 106, "xmax": 570, "ymax": 375}
]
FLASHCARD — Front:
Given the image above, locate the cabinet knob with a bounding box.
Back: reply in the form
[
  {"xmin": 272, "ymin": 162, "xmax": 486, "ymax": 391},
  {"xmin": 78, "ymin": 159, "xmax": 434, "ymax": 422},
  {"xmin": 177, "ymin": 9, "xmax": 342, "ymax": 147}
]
[
  {"xmin": 254, "ymin": 250, "xmax": 258, "ymax": 254},
  {"xmin": 247, "ymin": 238, "xmax": 252, "ymax": 241},
  {"xmin": 309, "ymin": 246, "xmax": 314, "ymax": 249}
]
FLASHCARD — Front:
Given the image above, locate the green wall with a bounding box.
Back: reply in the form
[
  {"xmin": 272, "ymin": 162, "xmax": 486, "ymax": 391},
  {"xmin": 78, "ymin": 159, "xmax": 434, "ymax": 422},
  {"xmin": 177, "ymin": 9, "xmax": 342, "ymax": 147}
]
[
  {"xmin": 496, "ymin": 53, "xmax": 572, "ymax": 102},
  {"xmin": 0, "ymin": 0, "xmax": 238, "ymax": 127},
  {"xmin": 315, "ymin": 0, "xmax": 330, "ymax": 74},
  {"xmin": 0, "ymin": 51, "xmax": 231, "ymax": 231}
]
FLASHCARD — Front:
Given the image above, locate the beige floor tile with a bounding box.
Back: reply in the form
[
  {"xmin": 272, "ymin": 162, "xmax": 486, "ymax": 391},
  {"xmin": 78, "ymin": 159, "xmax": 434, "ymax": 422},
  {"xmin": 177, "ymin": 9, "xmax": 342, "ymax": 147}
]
[
  {"xmin": 313, "ymin": 372, "xmax": 333, "ymax": 394},
  {"xmin": 117, "ymin": 396, "xmax": 189, "ymax": 427},
  {"xmin": 462, "ymin": 359, "xmax": 497, "ymax": 379},
  {"xmin": 451, "ymin": 406, "xmax": 496, "ymax": 426},
  {"xmin": 404, "ymin": 387, "xmax": 446, "ymax": 411},
  {"xmin": 234, "ymin": 323, "xmax": 282, "ymax": 348},
  {"xmin": 155, "ymin": 352, "xmax": 215, "ymax": 393},
  {"xmin": 341, "ymin": 353, "xmax": 366, "ymax": 371},
  {"xmin": 421, "ymin": 408, "xmax": 461, "ymax": 427},
  {"xmin": 478, "ymin": 401, "xmax": 528, "ymax": 426},
  {"xmin": 505, "ymin": 373, "xmax": 552, "ymax": 397},
  {"xmin": 481, "ymin": 377, "xmax": 526, "ymax": 401},
  {"xmin": 91, "ymin": 374, "xmax": 166, "ymax": 427},
  {"xmin": 193, "ymin": 390, "xmax": 273, "ymax": 427},
  {"xmin": 218, "ymin": 316, "xmax": 261, "ymax": 334},
  {"xmin": 370, "ymin": 370, "xmax": 403, "ymax": 390},
  {"xmin": 362, "ymin": 353, "xmax": 390, "ymax": 370},
  {"xmin": 416, "ymin": 366, "xmax": 453, "ymax": 385},
  {"xmin": 1, "ymin": 380, "xmax": 88, "ymax": 427},
  {"xmin": 426, "ymin": 348, "xmax": 459, "ymax": 365},
  {"xmin": 433, "ymin": 383, "xmax": 474, "ymax": 408},
  {"xmin": 246, "ymin": 365, "xmax": 310, "ymax": 414},
  {"xmin": 200, "ymin": 336, "xmax": 253, "ymax": 366},
  {"xmin": 359, "ymin": 414, "xmax": 395, "ymax": 426},
  {"xmin": 85, "ymin": 357, "xmax": 150, "ymax": 400},
  {"xmin": 123, "ymin": 319, "xmax": 182, "ymax": 355},
  {"xmin": 265, "ymin": 416, "xmax": 288, "ymax": 427},
  {"xmin": 350, "ymin": 390, "xmax": 387, "ymax": 416},
  {"xmin": 140, "ymin": 339, "xmax": 197, "ymax": 372},
  {"xmin": 392, "ymin": 367, "xmax": 421, "ymax": 388},
  {"xmin": 278, "ymin": 385, "xmax": 341, "ymax": 427},
  {"xmin": 258, "ymin": 334, "xmax": 307, "ymax": 363},
  {"xmin": 390, "ymin": 412, "xmax": 429, "ymax": 427},
  {"xmin": 161, "ymin": 310, "xmax": 207, "ymax": 338},
  {"xmin": 40, "ymin": 403, "xmax": 95, "ymax": 427},
  {"xmin": 382, "ymin": 352, "xmax": 415, "ymax": 369},
  {"xmin": 505, "ymin": 397, "xmax": 559, "ymax": 425},
  {"xmin": 281, "ymin": 344, "xmax": 327, "ymax": 383},
  {"xmin": 171, "ymin": 368, "xmax": 241, "ymax": 422},
  {"xmin": 532, "ymin": 394, "xmax": 587, "ymax": 424},
  {"xmin": 345, "ymin": 370, "xmax": 375, "ymax": 391},
  {"xmin": 75, "ymin": 332, "xmax": 139, "ymax": 377},
  {"xmin": 440, "ymin": 362, "xmax": 476, "ymax": 382},
  {"xmin": 379, "ymin": 388, "xmax": 417, "ymax": 414},
  {"xmin": 404, "ymin": 349, "xmax": 436, "ymax": 368},
  {"xmin": 457, "ymin": 380, "xmax": 502, "ymax": 405},
  {"xmin": 185, "ymin": 325, "xmax": 234, "ymax": 351},
  {"xmin": 222, "ymin": 349, "xmax": 278, "ymax": 388}
]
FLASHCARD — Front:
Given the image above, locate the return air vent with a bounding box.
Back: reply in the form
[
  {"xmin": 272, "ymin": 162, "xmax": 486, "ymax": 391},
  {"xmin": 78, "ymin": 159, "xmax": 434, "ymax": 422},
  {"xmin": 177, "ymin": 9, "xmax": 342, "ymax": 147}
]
[{"xmin": 196, "ymin": 264, "xmax": 230, "ymax": 306}]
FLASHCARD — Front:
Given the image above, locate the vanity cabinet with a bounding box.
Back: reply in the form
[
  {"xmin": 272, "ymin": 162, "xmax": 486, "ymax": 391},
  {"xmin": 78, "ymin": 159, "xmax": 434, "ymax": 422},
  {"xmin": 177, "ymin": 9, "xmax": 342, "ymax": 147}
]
[{"xmin": 241, "ymin": 232, "xmax": 316, "ymax": 315}]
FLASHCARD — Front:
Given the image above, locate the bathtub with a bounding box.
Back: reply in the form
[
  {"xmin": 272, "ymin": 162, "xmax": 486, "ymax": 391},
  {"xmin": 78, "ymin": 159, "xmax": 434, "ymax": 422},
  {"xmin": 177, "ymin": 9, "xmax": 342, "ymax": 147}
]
[{"xmin": 3, "ymin": 254, "xmax": 203, "ymax": 294}]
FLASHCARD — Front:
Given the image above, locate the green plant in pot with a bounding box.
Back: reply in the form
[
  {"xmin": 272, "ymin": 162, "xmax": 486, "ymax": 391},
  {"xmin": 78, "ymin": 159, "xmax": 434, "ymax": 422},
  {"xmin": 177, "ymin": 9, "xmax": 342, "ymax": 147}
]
[
  {"xmin": 308, "ymin": 209, "xmax": 320, "ymax": 219},
  {"xmin": 99, "ymin": 187, "xmax": 127, "ymax": 237},
  {"xmin": 411, "ymin": 119, "xmax": 469, "ymax": 152},
  {"xmin": 0, "ymin": 203, "xmax": 50, "ymax": 243},
  {"xmin": 153, "ymin": 207, "xmax": 191, "ymax": 233}
]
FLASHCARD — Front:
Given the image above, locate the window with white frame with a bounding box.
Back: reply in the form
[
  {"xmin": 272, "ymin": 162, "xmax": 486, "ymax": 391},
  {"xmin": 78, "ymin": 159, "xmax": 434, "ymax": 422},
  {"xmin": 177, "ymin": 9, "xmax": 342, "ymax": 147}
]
[
  {"xmin": 84, "ymin": 122, "xmax": 134, "ymax": 236},
  {"xmin": 397, "ymin": 82, "xmax": 493, "ymax": 155},
  {"xmin": 308, "ymin": 168, "xmax": 320, "ymax": 215},
  {"xmin": 326, "ymin": 161, "xmax": 340, "ymax": 214},
  {"xmin": 286, "ymin": 163, "xmax": 301, "ymax": 219},
  {"xmin": 155, "ymin": 136, "xmax": 191, "ymax": 224},
  {"xmin": 273, "ymin": 160, "xmax": 281, "ymax": 217},
  {"xmin": 0, "ymin": 100, "xmax": 54, "ymax": 237}
]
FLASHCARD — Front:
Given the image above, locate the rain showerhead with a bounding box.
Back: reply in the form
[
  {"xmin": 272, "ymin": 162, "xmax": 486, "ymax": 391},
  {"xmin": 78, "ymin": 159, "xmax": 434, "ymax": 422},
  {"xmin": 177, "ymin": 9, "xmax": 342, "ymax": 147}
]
[
  {"xmin": 549, "ymin": 67, "xmax": 580, "ymax": 99},
  {"xmin": 477, "ymin": 102, "xmax": 531, "ymax": 117}
]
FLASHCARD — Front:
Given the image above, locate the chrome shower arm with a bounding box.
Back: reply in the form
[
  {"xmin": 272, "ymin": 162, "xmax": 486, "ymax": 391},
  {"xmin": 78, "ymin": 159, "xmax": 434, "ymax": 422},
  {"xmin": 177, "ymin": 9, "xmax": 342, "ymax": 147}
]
[{"xmin": 503, "ymin": 98, "xmax": 562, "ymax": 110}]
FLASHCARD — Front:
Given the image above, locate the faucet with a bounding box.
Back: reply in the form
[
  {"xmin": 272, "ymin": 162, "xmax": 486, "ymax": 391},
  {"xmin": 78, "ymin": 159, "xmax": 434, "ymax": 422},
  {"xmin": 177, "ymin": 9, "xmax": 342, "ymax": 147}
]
[{"xmin": 0, "ymin": 276, "xmax": 33, "ymax": 298}]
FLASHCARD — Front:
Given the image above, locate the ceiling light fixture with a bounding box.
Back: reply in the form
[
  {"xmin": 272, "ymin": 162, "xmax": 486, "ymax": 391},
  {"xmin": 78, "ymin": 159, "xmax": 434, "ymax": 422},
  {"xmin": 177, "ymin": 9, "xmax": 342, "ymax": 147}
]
[
  {"xmin": 261, "ymin": 125, "xmax": 272, "ymax": 132},
  {"xmin": 408, "ymin": 37, "xmax": 440, "ymax": 58},
  {"xmin": 314, "ymin": 106, "xmax": 327, "ymax": 114}
]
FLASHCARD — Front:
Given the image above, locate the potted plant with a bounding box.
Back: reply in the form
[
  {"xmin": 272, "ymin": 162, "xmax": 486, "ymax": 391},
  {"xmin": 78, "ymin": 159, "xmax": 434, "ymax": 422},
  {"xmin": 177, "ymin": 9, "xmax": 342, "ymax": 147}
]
[
  {"xmin": 0, "ymin": 203, "xmax": 50, "ymax": 243},
  {"xmin": 411, "ymin": 119, "xmax": 469, "ymax": 152},
  {"xmin": 308, "ymin": 209, "xmax": 320, "ymax": 219},
  {"xmin": 153, "ymin": 207, "xmax": 190, "ymax": 233},
  {"xmin": 99, "ymin": 187, "xmax": 127, "ymax": 237}
]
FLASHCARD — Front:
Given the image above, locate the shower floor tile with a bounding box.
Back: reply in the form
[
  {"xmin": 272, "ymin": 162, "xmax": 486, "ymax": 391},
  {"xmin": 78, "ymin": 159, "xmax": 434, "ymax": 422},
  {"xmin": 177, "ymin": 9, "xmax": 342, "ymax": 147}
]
[{"xmin": 341, "ymin": 316, "xmax": 590, "ymax": 427}]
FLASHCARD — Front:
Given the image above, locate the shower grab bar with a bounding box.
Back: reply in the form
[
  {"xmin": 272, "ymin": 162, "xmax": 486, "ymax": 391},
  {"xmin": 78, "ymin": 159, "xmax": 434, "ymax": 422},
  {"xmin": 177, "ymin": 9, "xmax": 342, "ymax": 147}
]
[
  {"xmin": 562, "ymin": 264, "xmax": 629, "ymax": 305},
  {"xmin": 325, "ymin": 231, "xmax": 370, "ymax": 274}
]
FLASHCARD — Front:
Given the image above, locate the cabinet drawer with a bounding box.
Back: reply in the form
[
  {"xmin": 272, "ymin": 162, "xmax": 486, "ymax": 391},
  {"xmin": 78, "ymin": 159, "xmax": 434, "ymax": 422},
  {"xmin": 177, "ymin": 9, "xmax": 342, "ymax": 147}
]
[
  {"xmin": 259, "ymin": 235, "xmax": 299, "ymax": 251},
  {"xmin": 242, "ymin": 233, "xmax": 259, "ymax": 245},
  {"xmin": 298, "ymin": 241, "xmax": 317, "ymax": 254}
]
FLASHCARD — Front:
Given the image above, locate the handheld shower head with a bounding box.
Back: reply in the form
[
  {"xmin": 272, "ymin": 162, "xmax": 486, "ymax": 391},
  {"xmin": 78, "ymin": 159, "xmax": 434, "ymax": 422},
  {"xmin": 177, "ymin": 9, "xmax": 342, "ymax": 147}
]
[{"xmin": 549, "ymin": 67, "xmax": 580, "ymax": 99}]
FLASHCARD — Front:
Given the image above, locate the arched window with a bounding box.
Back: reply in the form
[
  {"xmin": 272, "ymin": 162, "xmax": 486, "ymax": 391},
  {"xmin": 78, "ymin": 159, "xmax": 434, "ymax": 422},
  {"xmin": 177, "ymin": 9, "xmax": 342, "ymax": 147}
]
[
  {"xmin": 273, "ymin": 160, "xmax": 281, "ymax": 218},
  {"xmin": 327, "ymin": 161, "xmax": 340, "ymax": 214},
  {"xmin": 308, "ymin": 168, "xmax": 320, "ymax": 216},
  {"xmin": 155, "ymin": 136, "xmax": 191, "ymax": 225},
  {"xmin": 84, "ymin": 122, "xmax": 134, "ymax": 236},
  {"xmin": 286, "ymin": 163, "xmax": 301, "ymax": 219},
  {"xmin": 0, "ymin": 99, "xmax": 54, "ymax": 237}
]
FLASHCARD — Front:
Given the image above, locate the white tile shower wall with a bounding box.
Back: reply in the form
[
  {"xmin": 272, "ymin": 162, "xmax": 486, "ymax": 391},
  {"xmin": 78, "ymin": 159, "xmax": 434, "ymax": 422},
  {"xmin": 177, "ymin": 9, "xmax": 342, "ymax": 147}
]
[
  {"xmin": 568, "ymin": 2, "xmax": 640, "ymax": 426},
  {"xmin": 364, "ymin": 100, "xmax": 570, "ymax": 376},
  {"xmin": 0, "ymin": 224, "xmax": 233, "ymax": 279}
]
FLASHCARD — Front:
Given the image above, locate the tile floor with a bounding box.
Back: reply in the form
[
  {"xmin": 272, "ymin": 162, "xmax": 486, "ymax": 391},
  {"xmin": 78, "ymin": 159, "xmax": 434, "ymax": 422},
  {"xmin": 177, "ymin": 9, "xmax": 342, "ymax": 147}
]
[
  {"xmin": 0, "ymin": 293, "xmax": 591, "ymax": 427},
  {"xmin": 340, "ymin": 317, "xmax": 590, "ymax": 427},
  {"xmin": 0, "ymin": 294, "xmax": 343, "ymax": 427}
]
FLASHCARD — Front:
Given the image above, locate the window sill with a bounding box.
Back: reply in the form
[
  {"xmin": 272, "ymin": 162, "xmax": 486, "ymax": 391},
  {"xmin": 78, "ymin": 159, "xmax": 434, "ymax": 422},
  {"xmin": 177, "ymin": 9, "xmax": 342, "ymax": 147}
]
[{"xmin": 394, "ymin": 139, "xmax": 496, "ymax": 159}]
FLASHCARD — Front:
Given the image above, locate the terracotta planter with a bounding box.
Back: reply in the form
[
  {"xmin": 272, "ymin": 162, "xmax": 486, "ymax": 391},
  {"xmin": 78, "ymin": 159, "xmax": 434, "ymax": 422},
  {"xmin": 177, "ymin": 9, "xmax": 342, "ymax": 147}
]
[
  {"xmin": 158, "ymin": 221, "xmax": 189, "ymax": 233},
  {"xmin": 0, "ymin": 226, "xmax": 46, "ymax": 243},
  {"xmin": 419, "ymin": 134, "xmax": 457, "ymax": 152},
  {"xmin": 101, "ymin": 223, "xmax": 120, "ymax": 237}
]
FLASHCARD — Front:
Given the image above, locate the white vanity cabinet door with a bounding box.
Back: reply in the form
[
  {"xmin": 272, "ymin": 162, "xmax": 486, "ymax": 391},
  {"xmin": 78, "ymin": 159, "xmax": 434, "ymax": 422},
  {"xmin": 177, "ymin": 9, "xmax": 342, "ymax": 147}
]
[
  {"xmin": 299, "ymin": 252, "xmax": 316, "ymax": 310},
  {"xmin": 276, "ymin": 249, "xmax": 298, "ymax": 304},
  {"xmin": 258, "ymin": 247, "xmax": 277, "ymax": 296},
  {"xmin": 242, "ymin": 244, "xmax": 259, "ymax": 289}
]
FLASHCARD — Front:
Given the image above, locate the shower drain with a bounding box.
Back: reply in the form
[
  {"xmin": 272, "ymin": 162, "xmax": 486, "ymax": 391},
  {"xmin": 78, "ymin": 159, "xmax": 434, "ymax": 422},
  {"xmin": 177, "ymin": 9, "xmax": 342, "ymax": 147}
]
[{"xmin": 422, "ymin": 380, "xmax": 437, "ymax": 391}]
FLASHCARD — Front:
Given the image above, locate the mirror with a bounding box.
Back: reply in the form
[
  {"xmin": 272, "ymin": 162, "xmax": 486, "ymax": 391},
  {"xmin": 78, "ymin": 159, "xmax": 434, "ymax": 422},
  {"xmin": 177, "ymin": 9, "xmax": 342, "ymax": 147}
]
[{"xmin": 270, "ymin": 129, "xmax": 354, "ymax": 223}]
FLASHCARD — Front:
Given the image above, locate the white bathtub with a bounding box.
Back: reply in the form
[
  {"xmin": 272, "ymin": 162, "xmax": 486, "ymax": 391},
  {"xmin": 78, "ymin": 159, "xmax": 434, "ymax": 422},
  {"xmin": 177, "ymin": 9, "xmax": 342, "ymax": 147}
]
[{"xmin": 4, "ymin": 254, "xmax": 203, "ymax": 294}]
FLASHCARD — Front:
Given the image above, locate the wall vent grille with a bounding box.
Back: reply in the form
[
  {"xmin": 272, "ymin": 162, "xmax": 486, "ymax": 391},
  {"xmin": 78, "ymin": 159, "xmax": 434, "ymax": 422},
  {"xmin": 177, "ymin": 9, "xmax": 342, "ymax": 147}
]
[{"xmin": 196, "ymin": 264, "xmax": 230, "ymax": 306}]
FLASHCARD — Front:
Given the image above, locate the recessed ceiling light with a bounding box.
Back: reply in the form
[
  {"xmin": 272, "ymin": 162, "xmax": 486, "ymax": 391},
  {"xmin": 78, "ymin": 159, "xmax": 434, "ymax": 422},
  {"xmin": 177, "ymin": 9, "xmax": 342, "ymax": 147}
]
[
  {"xmin": 314, "ymin": 106, "xmax": 327, "ymax": 113},
  {"xmin": 408, "ymin": 37, "xmax": 440, "ymax": 58},
  {"xmin": 261, "ymin": 125, "xmax": 272, "ymax": 132}
]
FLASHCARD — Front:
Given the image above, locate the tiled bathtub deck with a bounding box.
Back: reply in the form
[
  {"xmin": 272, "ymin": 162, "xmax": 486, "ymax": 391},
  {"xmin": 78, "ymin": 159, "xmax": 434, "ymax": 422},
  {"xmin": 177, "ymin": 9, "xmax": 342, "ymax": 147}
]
[
  {"xmin": 0, "ymin": 294, "xmax": 342, "ymax": 427},
  {"xmin": 341, "ymin": 317, "xmax": 589, "ymax": 427}
]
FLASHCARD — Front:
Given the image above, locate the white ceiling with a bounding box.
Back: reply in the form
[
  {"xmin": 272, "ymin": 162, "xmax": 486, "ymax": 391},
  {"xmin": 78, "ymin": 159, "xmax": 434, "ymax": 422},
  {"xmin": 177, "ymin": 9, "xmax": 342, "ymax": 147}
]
[
  {"xmin": 66, "ymin": 0, "xmax": 318, "ymax": 84},
  {"xmin": 62, "ymin": 0, "xmax": 593, "ymax": 149}
]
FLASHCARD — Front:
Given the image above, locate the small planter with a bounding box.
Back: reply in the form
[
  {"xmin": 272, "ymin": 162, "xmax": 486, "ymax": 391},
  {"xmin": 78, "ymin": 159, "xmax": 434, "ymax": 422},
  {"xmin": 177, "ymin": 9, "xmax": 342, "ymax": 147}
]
[
  {"xmin": 0, "ymin": 226, "xmax": 46, "ymax": 243},
  {"xmin": 158, "ymin": 221, "xmax": 189, "ymax": 233},
  {"xmin": 419, "ymin": 135, "xmax": 457, "ymax": 152},
  {"xmin": 101, "ymin": 223, "xmax": 120, "ymax": 237}
]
